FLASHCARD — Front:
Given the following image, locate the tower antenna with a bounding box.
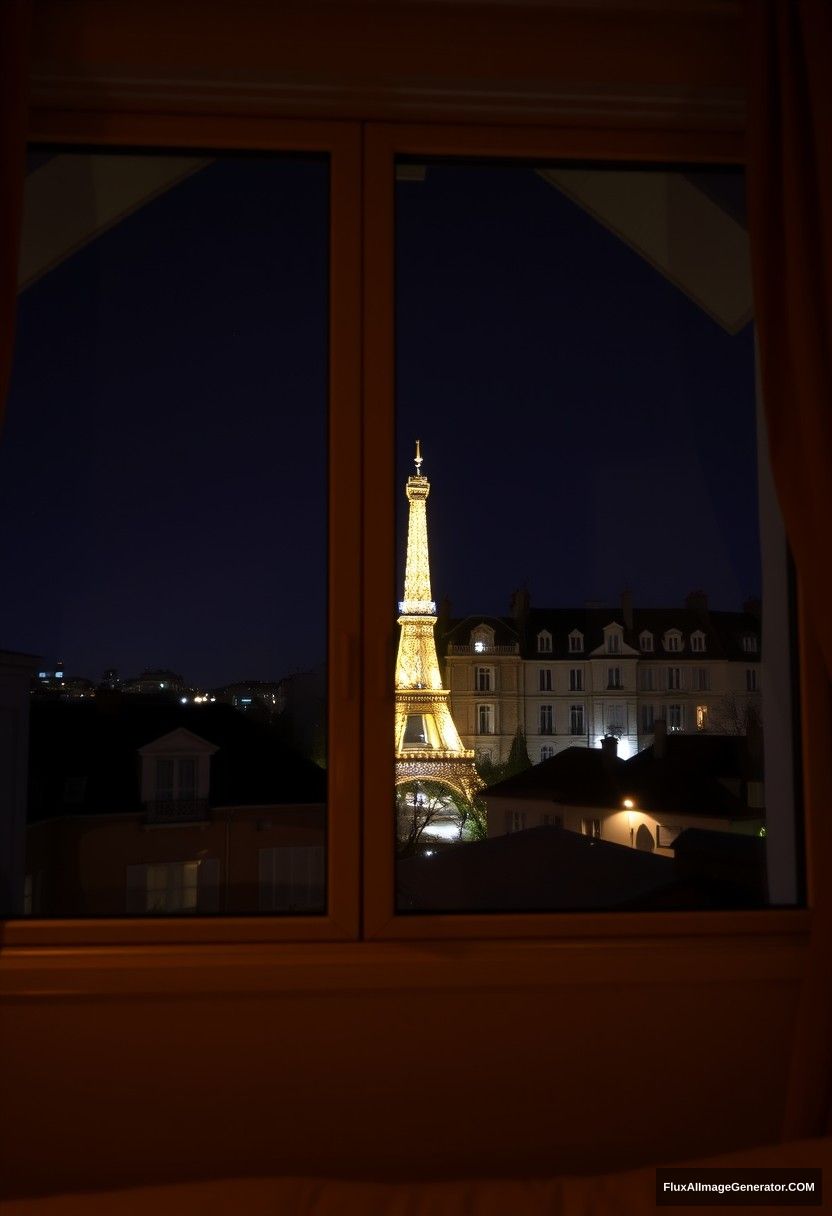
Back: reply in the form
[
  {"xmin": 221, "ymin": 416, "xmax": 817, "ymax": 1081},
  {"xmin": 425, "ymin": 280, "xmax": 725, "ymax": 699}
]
[{"xmin": 414, "ymin": 439, "xmax": 423, "ymax": 476}]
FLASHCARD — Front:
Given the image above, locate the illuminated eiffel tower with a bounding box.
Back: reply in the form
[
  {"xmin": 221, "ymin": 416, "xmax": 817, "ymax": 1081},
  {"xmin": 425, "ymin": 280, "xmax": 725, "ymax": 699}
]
[{"xmin": 395, "ymin": 441, "xmax": 481, "ymax": 804}]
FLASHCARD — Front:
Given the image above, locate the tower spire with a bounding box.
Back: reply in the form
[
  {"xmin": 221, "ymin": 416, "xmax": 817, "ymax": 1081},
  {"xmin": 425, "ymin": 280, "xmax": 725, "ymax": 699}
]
[{"xmin": 399, "ymin": 440, "xmax": 434, "ymax": 617}]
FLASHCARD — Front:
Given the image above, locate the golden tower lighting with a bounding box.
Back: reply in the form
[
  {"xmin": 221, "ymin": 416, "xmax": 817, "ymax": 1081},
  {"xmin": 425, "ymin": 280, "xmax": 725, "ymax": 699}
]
[{"xmin": 395, "ymin": 441, "xmax": 481, "ymax": 804}]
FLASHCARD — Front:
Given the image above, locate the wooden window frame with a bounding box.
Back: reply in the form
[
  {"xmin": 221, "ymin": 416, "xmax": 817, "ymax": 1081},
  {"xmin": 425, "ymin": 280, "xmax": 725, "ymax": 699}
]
[
  {"xmin": 1, "ymin": 118, "xmax": 821, "ymax": 954},
  {"xmin": 361, "ymin": 120, "xmax": 815, "ymax": 942}
]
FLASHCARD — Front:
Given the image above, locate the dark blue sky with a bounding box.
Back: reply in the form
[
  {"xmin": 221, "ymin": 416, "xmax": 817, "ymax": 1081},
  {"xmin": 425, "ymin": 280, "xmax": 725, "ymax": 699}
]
[
  {"xmin": 0, "ymin": 155, "xmax": 758, "ymax": 686},
  {"xmin": 2, "ymin": 156, "xmax": 328, "ymax": 687}
]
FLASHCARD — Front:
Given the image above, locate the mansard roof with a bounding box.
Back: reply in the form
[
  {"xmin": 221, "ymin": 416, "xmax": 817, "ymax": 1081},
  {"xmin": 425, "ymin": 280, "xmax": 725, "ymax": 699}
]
[
  {"xmin": 484, "ymin": 740, "xmax": 754, "ymax": 818},
  {"xmin": 439, "ymin": 604, "xmax": 761, "ymax": 660}
]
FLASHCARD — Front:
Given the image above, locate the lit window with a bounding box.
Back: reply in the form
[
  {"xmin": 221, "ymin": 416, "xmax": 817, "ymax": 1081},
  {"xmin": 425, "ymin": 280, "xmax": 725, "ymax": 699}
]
[
  {"xmin": 538, "ymin": 668, "xmax": 552, "ymax": 691},
  {"xmin": 471, "ymin": 624, "xmax": 495, "ymax": 653},
  {"xmin": 126, "ymin": 860, "xmax": 217, "ymax": 915},
  {"xmin": 539, "ymin": 704, "xmax": 553, "ymax": 735},
  {"xmin": 696, "ymin": 705, "xmax": 708, "ymax": 731}
]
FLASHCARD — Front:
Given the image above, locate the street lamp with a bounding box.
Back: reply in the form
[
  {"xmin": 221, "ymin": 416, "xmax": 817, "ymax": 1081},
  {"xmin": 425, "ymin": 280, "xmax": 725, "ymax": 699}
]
[{"xmin": 622, "ymin": 797, "xmax": 636, "ymax": 847}]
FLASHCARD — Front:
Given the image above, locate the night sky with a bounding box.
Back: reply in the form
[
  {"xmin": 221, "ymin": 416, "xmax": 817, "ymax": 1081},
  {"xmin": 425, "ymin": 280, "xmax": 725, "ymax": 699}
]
[
  {"xmin": 1, "ymin": 155, "xmax": 758, "ymax": 687},
  {"xmin": 397, "ymin": 163, "xmax": 758, "ymax": 622}
]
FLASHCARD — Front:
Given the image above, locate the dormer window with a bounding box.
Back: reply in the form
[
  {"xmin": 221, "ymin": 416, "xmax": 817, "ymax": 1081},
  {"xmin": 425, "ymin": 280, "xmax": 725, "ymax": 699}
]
[
  {"xmin": 691, "ymin": 630, "xmax": 706, "ymax": 653},
  {"xmin": 537, "ymin": 630, "xmax": 553, "ymax": 654},
  {"xmin": 471, "ymin": 624, "xmax": 495, "ymax": 654},
  {"xmin": 639, "ymin": 630, "xmax": 654, "ymax": 652},
  {"xmin": 568, "ymin": 630, "xmax": 583, "ymax": 653},
  {"xmin": 138, "ymin": 728, "xmax": 218, "ymax": 823},
  {"xmin": 741, "ymin": 634, "xmax": 759, "ymax": 654},
  {"xmin": 663, "ymin": 629, "xmax": 682, "ymax": 653},
  {"xmin": 604, "ymin": 624, "xmax": 623, "ymax": 654}
]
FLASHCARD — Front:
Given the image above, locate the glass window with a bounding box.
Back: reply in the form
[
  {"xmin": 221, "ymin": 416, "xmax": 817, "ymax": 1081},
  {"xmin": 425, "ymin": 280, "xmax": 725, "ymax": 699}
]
[
  {"xmin": 475, "ymin": 665, "xmax": 493, "ymax": 692},
  {"xmin": 569, "ymin": 668, "xmax": 583, "ymax": 692},
  {"xmin": 392, "ymin": 157, "xmax": 798, "ymax": 912},
  {"xmin": 538, "ymin": 668, "xmax": 552, "ymax": 691},
  {"xmin": 4, "ymin": 149, "xmax": 329, "ymax": 917}
]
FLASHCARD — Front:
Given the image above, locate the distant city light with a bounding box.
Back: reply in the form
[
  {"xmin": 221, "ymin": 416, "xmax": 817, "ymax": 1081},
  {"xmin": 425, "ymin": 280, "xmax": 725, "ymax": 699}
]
[
  {"xmin": 55, "ymin": 671, "xmax": 63, "ymax": 678},
  {"xmin": 180, "ymin": 696, "xmax": 188, "ymax": 704}
]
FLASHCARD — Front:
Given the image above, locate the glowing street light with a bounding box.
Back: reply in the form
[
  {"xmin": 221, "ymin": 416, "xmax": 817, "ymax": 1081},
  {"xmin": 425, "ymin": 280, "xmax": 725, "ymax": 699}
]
[{"xmin": 623, "ymin": 798, "xmax": 636, "ymax": 846}]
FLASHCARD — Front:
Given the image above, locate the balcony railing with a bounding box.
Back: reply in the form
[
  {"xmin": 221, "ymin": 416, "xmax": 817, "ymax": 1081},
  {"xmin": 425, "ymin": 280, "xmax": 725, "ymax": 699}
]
[
  {"xmin": 145, "ymin": 798, "xmax": 210, "ymax": 824},
  {"xmin": 447, "ymin": 644, "xmax": 519, "ymax": 655}
]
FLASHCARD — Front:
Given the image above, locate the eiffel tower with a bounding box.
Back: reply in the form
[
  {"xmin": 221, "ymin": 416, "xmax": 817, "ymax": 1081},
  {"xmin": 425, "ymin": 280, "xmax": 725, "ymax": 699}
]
[{"xmin": 394, "ymin": 441, "xmax": 481, "ymax": 804}]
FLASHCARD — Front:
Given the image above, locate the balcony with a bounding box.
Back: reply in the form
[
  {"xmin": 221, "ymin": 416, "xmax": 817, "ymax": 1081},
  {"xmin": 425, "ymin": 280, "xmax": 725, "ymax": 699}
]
[
  {"xmin": 145, "ymin": 798, "xmax": 210, "ymax": 824},
  {"xmin": 447, "ymin": 644, "xmax": 519, "ymax": 655}
]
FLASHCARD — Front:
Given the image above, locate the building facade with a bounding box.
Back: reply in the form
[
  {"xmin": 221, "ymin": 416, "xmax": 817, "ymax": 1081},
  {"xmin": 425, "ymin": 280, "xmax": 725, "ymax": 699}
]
[{"xmin": 440, "ymin": 590, "xmax": 762, "ymax": 766}]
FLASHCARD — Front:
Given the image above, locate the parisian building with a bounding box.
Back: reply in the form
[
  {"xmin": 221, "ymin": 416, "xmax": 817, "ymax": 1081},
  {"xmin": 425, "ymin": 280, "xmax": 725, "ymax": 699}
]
[{"xmin": 439, "ymin": 589, "xmax": 762, "ymax": 765}]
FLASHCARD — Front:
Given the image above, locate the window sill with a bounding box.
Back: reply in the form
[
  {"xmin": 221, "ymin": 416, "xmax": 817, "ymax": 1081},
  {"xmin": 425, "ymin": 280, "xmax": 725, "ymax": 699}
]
[{"xmin": 0, "ymin": 909, "xmax": 811, "ymax": 999}]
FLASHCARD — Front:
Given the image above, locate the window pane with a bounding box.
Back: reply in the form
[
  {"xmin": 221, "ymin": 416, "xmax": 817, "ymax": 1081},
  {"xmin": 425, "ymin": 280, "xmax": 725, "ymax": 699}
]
[
  {"xmin": 1, "ymin": 150, "xmax": 328, "ymax": 917},
  {"xmin": 394, "ymin": 158, "xmax": 800, "ymax": 913}
]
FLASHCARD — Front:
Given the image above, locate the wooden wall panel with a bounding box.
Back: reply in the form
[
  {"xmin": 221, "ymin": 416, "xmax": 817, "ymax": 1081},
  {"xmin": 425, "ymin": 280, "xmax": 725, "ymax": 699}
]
[
  {"xmin": 28, "ymin": 0, "xmax": 745, "ymax": 130},
  {"xmin": 0, "ymin": 936, "xmax": 805, "ymax": 1199}
]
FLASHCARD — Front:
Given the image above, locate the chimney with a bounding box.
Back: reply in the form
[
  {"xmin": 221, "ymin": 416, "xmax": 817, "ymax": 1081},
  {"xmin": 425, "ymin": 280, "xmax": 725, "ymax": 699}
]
[
  {"xmin": 600, "ymin": 735, "xmax": 618, "ymax": 765},
  {"xmin": 653, "ymin": 718, "xmax": 667, "ymax": 760},
  {"xmin": 685, "ymin": 590, "xmax": 709, "ymax": 617},
  {"xmin": 510, "ymin": 586, "xmax": 530, "ymax": 624},
  {"xmin": 621, "ymin": 588, "xmax": 633, "ymax": 631}
]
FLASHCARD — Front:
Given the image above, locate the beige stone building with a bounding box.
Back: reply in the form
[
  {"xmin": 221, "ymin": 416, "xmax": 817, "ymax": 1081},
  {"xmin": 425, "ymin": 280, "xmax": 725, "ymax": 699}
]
[{"xmin": 439, "ymin": 590, "xmax": 762, "ymax": 766}]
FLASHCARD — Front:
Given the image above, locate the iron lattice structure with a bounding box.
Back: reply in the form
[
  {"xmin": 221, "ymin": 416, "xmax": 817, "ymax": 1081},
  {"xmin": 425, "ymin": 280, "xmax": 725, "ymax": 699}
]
[{"xmin": 395, "ymin": 442, "xmax": 482, "ymax": 805}]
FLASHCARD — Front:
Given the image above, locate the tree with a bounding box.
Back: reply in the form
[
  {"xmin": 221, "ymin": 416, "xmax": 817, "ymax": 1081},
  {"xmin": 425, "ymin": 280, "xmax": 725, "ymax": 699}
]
[{"xmin": 395, "ymin": 778, "xmax": 489, "ymax": 854}]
